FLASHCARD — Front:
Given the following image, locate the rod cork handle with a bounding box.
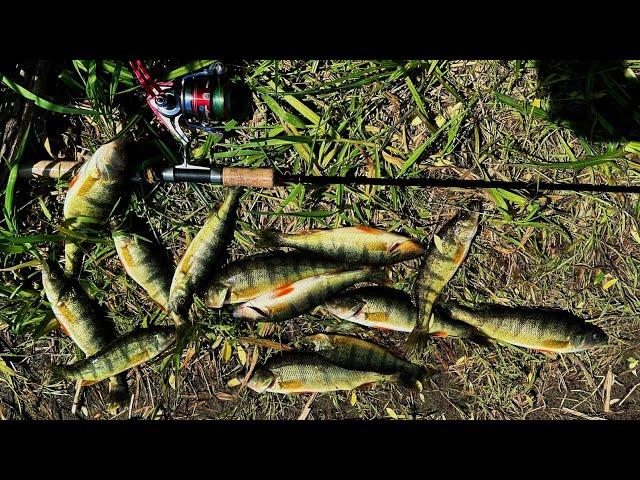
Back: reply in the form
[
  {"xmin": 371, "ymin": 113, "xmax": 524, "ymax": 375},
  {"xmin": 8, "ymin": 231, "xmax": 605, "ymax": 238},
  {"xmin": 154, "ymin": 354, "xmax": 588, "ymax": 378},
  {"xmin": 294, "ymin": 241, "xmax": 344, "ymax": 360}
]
[{"xmin": 222, "ymin": 167, "xmax": 275, "ymax": 188}]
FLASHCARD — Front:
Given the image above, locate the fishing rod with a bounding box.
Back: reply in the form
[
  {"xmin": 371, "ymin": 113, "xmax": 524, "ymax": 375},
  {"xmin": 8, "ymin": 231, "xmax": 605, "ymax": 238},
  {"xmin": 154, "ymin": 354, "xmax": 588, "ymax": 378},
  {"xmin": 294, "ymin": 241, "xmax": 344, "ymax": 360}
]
[
  {"xmin": 14, "ymin": 61, "xmax": 640, "ymax": 195},
  {"xmin": 17, "ymin": 159, "xmax": 640, "ymax": 194}
]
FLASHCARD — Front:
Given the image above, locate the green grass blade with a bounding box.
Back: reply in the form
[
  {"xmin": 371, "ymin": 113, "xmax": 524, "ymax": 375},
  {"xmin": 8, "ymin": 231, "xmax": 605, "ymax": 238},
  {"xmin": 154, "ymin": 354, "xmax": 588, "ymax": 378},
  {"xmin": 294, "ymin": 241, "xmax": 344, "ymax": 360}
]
[
  {"xmin": 511, "ymin": 148, "xmax": 627, "ymax": 171},
  {"xmin": 0, "ymin": 74, "xmax": 98, "ymax": 116},
  {"xmin": 165, "ymin": 61, "xmax": 215, "ymax": 81}
]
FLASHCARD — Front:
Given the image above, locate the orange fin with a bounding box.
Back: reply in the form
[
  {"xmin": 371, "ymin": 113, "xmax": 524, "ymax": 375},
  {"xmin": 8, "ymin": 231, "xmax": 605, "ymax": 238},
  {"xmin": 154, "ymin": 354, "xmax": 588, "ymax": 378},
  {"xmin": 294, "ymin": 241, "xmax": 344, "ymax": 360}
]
[
  {"xmin": 431, "ymin": 331, "xmax": 449, "ymax": 338},
  {"xmin": 355, "ymin": 226, "xmax": 384, "ymax": 235},
  {"xmin": 81, "ymin": 379, "xmax": 99, "ymax": 387}
]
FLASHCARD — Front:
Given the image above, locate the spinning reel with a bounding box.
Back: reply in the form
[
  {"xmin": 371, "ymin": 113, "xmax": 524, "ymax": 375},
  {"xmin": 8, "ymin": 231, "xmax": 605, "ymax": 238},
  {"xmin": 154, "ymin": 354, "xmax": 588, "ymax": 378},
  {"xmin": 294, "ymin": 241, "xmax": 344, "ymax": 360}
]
[{"xmin": 130, "ymin": 60, "xmax": 252, "ymax": 182}]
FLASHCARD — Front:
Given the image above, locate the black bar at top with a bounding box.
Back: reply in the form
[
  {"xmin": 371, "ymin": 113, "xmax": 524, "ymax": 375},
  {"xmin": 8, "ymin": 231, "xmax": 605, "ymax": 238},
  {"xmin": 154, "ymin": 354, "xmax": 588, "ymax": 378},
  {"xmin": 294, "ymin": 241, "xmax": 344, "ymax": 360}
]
[{"xmin": 277, "ymin": 174, "xmax": 640, "ymax": 194}]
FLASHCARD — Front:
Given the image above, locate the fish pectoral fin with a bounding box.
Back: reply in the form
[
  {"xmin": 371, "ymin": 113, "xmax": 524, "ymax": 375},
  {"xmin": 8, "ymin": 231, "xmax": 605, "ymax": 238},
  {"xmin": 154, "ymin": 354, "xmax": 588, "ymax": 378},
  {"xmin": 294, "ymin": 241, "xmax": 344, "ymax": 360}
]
[
  {"xmin": 81, "ymin": 379, "xmax": 100, "ymax": 387},
  {"xmin": 357, "ymin": 382, "xmax": 378, "ymax": 390},
  {"xmin": 348, "ymin": 301, "xmax": 367, "ymax": 318},
  {"xmin": 537, "ymin": 350, "xmax": 558, "ymax": 358},
  {"xmin": 537, "ymin": 340, "xmax": 571, "ymax": 354},
  {"xmin": 247, "ymin": 305, "xmax": 270, "ymax": 319}
]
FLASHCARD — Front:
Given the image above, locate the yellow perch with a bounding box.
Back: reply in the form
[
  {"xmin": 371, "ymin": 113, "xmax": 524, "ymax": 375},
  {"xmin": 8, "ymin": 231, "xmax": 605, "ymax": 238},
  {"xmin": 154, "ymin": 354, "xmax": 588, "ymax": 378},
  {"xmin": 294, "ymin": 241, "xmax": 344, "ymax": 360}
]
[
  {"xmin": 112, "ymin": 226, "xmax": 172, "ymax": 313},
  {"xmin": 169, "ymin": 187, "xmax": 244, "ymax": 323},
  {"xmin": 233, "ymin": 267, "xmax": 388, "ymax": 322},
  {"xmin": 63, "ymin": 138, "xmax": 129, "ymax": 277},
  {"xmin": 407, "ymin": 202, "xmax": 481, "ymax": 352},
  {"xmin": 204, "ymin": 251, "xmax": 346, "ymax": 308},
  {"xmin": 257, "ymin": 226, "xmax": 424, "ymax": 265},
  {"xmin": 247, "ymin": 352, "xmax": 402, "ymax": 394},
  {"xmin": 440, "ymin": 302, "xmax": 608, "ymax": 353}
]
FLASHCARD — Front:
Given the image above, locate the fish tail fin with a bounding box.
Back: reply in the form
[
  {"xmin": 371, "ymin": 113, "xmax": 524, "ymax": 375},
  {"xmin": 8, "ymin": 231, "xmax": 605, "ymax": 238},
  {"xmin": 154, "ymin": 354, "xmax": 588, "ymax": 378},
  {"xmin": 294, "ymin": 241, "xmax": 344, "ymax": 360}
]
[
  {"xmin": 64, "ymin": 241, "xmax": 82, "ymax": 278},
  {"xmin": 405, "ymin": 326, "xmax": 431, "ymax": 355},
  {"xmin": 388, "ymin": 372, "xmax": 423, "ymax": 391},
  {"xmin": 106, "ymin": 374, "xmax": 130, "ymax": 409},
  {"xmin": 255, "ymin": 229, "xmax": 284, "ymax": 249},
  {"xmin": 369, "ymin": 267, "xmax": 393, "ymax": 286},
  {"xmin": 49, "ymin": 364, "xmax": 70, "ymax": 382}
]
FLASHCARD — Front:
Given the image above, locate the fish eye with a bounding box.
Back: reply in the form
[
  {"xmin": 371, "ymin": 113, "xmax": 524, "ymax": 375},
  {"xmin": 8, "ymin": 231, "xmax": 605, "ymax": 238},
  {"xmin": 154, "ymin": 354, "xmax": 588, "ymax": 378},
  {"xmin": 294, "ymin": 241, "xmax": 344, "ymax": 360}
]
[
  {"xmin": 50, "ymin": 272, "xmax": 57, "ymax": 279},
  {"xmin": 593, "ymin": 332, "xmax": 599, "ymax": 339},
  {"xmin": 178, "ymin": 297, "xmax": 186, "ymax": 305}
]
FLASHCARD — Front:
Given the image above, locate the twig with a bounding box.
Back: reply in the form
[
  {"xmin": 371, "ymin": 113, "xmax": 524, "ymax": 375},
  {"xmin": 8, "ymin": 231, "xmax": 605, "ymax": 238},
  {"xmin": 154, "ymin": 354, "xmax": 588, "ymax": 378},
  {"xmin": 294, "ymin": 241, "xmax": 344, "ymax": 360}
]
[
  {"xmin": 561, "ymin": 407, "xmax": 605, "ymax": 420},
  {"xmin": 618, "ymin": 382, "xmax": 640, "ymax": 407},
  {"xmin": 298, "ymin": 392, "xmax": 317, "ymax": 420},
  {"xmin": 71, "ymin": 380, "xmax": 83, "ymax": 415},
  {"xmin": 603, "ymin": 367, "xmax": 614, "ymax": 413}
]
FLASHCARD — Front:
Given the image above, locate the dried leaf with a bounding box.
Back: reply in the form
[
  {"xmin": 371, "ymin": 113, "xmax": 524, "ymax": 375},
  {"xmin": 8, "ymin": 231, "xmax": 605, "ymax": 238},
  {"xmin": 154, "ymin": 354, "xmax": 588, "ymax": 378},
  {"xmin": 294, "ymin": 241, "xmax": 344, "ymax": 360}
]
[
  {"xmin": 382, "ymin": 150, "xmax": 404, "ymax": 168},
  {"xmin": 211, "ymin": 335, "xmax": 223, "ymax": 349},
  {"xmin": 386, "ymin": 407, "xmax": 398, "ymax": 419},
  {"xmin": 227, "ymin": 378, "xmax": 242, "ymax": 387},
  {"xmin": 350, "ymin": 391, "xmax": 357, "ymax": 406},
  {"xmin": 433, "ymin": 234, "xmax": 444, "ymax": 254},
  {"xmin": 602, "ymin": 276, "xmax": 618, "ymax": 291},
  {"xmin": 168, "ymin": 373, "xmax": 176, "ymax": 390},
  {"xmin": 180, "ymin": 347, "xmax": 196, "ymax": 369},
  {"xmin": 236, "ymin": 345, "xmax": 247, "ymax": 366},
  {"xmin": 215, "ymin": 392, "xmax": 238, "ymax": 402},
  {"xmin": 455, "ymin": 356, "xmax": 467, "ymax": 366},
  {"xmin": 221, "ymin": 340, "xmax": 232, "ymax": 363}
]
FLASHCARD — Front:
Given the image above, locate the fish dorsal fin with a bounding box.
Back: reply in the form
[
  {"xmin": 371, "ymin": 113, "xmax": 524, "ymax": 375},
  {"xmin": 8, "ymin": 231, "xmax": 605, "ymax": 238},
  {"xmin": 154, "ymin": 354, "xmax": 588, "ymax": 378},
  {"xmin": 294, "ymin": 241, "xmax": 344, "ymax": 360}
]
[{"xmin": 355, "ymin": 226, "xmax": 384, "ymax": 235}]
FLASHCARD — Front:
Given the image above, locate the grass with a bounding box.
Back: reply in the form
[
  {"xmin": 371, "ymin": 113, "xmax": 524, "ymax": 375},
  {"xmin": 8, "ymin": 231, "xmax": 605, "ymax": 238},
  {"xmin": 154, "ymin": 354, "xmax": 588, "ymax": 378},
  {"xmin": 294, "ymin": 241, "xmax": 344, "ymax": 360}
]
[{"xmin": 1, "ymin": 60, "xmax": 640, "ymax": 419}]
